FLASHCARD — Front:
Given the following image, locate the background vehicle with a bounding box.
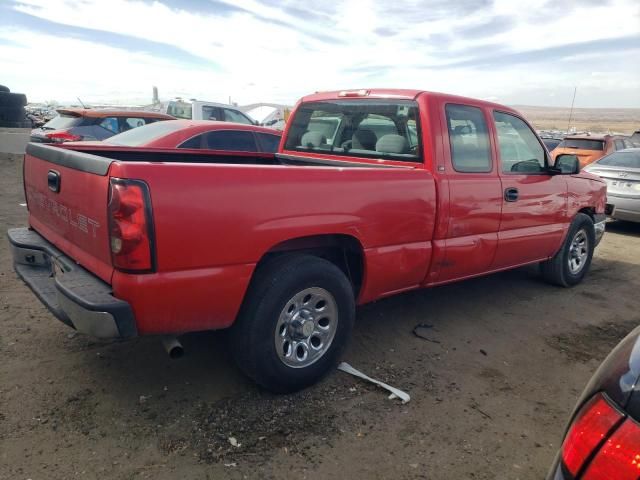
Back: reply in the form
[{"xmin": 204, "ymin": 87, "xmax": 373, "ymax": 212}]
[
  {"xmin": 165, "ymin": 99, "xmax": 256, "ymax": 125},
  {"xmin": 30, "ymin": 108, "xmax": 175, "ymax": 143},
  {"xmin": 547, "ymin": 324, "xmax": 640, "ymax": 479},
  {"xmin": 552, "ymin": 134, "xmax": 635, "ymax": 168},
  {"xmin": 67, "ymin": 120, "xmax": 282, "ymax": 153},
  {"xmin": 584, "ymin": 148, "xmax": 640, "ymax": 223},
  {"xmin": 9, "ymin": 89, "xmax": 606, "ymax": 393},
  {"xmin": 540, "ymin": 136, "xmax": 564, "ymax": 153}
]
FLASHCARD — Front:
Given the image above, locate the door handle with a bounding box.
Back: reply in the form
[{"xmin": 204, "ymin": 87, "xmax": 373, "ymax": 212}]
[{"xmin": 504, "ymin": 187, "xmax": 519, "ymax": 202}]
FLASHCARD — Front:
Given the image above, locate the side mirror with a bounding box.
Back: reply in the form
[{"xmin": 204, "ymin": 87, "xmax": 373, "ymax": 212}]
[{"xmin": 553, "ymin": 154, "xmax": 580, "ymax": 174}]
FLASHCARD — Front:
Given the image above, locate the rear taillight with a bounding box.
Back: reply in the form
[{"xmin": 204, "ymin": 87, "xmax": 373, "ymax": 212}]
[
  {"xmin": 561, "ymin": 393, "xmax": 639, "ymax": 479},
  {"xmin": 45, "ymin": 130, "xmax": 82, "ymax": 143},
  {"xmin": 582, "ymin": 418, "xmax": 640, "ymax": 479},
  {"xmin": 108, "ymin": 178, "xmax": 155, "ymax": 272}
]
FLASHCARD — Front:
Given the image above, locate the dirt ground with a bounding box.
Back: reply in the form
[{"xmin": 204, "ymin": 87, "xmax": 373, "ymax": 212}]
[{"xmin": 1, "ymin": 153, "xmax": 639, "ymax": 480}]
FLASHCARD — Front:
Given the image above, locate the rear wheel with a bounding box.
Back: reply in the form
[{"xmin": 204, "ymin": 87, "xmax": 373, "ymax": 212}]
[
  {"xmin": 541, "ymin": 213, "xmax": 595, "ymax": 287},
  {"xmin": 230, "ymin": 254, "xmax": 355, "ymax": 393}
]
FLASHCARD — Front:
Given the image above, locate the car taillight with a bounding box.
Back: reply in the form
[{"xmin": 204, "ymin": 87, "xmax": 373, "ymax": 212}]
[
  {"xmin": 582, "ymin": 418, "xmax": 640, "ymax": 479},
  {"xmin": 45, "ymin": 130, "xmax": 82, "ymax": 142},
  {"xmin": 561, "ymin": 393, "xmax": 627, "ymax": 478},
  {"xmin": 108, "ymin": 178, "xmax": 155, "ymax": 272}
]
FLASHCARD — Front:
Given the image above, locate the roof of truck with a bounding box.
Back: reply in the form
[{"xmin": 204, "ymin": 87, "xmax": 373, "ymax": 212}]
[{"xmin": 300, "ymin": 89, "xmax": 520, "ymax": 113}]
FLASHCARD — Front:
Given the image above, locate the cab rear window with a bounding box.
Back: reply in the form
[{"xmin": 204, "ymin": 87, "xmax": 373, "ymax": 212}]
[
  {"xmin": 559, "ymin": 139, "xmax": 604, "ymax": 151},
  {"xmin": 284, "ymin": 100, "xmax": 421, "ymax": 162}
]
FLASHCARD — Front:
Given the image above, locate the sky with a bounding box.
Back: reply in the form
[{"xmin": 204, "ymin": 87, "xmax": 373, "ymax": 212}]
[{"xmin": 0, "ymin": 0, "xmax": 639, "ymax": 108}]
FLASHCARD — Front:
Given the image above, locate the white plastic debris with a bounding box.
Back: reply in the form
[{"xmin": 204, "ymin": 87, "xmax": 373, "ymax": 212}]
[
  {"xmin": 337, "ymin": 362, "xmax": 410, "ymax": 404},
  {"xmin": 228, "ymin": 437, "xmax": 241, "ymax": 448}
]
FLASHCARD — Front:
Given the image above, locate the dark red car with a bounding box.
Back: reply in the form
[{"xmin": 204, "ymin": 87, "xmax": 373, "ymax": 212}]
[{"xmin": 69, "ymin": 119, "xmax": 282, "ymax": 153}]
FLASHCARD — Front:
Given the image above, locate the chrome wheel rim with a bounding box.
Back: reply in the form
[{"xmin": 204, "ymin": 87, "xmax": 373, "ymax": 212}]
[
  {"xmin": 568, "ymin": 229, "xmax": 589, "ymax": 274},
  {"xmin": 274, "ymin": 287, "xmax": 338, "ymax": 368}
]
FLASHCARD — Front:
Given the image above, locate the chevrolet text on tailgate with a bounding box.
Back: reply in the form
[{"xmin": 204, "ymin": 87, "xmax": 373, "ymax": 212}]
[{"xmin": 8, "ymin": 90, "xmax": 607, "ymax": 392}]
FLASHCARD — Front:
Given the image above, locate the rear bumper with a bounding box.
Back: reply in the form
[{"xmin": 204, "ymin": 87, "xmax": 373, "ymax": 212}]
[
  {"xmin": 607, "ymin": 195, "xmax": 640, "ymax": 223},
  {"xmin": 7, "ymin": 227, "xmax": 137, "ymax": 338}
]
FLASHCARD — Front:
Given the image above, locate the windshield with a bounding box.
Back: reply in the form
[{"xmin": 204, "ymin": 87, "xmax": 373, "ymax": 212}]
[
  {"xmin": 596, "ymin": 151, "xmax": 640, "ymax": 169},
  {"xmin": 105, "ymin": 120, "xmax": 183, "ymax": 146},
  {"xmin": 558, "ymin": 139, "xmax": 604, "ymax": 151},
  {"xmin": 42, "ymin": 113, "xmax": 84, "ymax": 130},
  {"xmin": 284, "ymin": 100, "xmax": 421, "ymax": 162}
]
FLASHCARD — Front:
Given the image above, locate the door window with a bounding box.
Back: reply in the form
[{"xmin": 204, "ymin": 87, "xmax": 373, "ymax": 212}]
[
  {"xmin": 202, "ymin": 106, "xmax": 221, "ymax": 121},
  {"xmin": 223, "ymin": 108, "xmax": 253, "ymax": 125},
  {"xmin": 445, "ymin": 104, "xmax": 492, "ymax": 172},
  {"xmin": 493, "ymin": 112, "xmax": 546, "ymax": 173},
  {"xmin": 205, "ymin": 130, "xmax": 257, "ymax": 151},
  {"xmin": 123, "ymin": 117, "xmax": 147, "ymax": 131}
]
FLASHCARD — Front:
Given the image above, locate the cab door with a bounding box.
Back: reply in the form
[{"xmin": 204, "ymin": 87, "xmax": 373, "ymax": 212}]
[
  {"xmin": 435, "ymin": 103, "xmax": 502, "ymax": 283},
  {"xmin": 491, "ymin": 111, "xmax": 568, "ymax": 269}
]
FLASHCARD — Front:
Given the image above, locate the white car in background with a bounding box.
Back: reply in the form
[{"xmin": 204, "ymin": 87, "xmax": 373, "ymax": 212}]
[
  {"xmin": 165, "ymin": 99, "xmax": 256, "ymax": 125},
  {"xmin": 584, "ymin": 148, "xmax": 640, "ymax": 223}
]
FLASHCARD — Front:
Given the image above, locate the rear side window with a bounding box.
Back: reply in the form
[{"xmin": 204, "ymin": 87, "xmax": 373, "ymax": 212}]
[
  {"xmin": 493, "ymin": 111, "xmax": 546, "ymax": 173},
  {"xmin": 205, "ymin": 130, "xmax": 257, "ymax": 151},
  {"xmin": 256, "ymin": 132, "xmax": 281, "ymax": 152},
  {"xmin": 285, "ymin": 100, "xmax": 421, "ymax": 162},
  {"xmin": 614, "ymin": 139, "xmax": 625, "ymax": 150},
  {"xmin": 558, "ymin": 139, "xmax": 604, "ymax": 151},
  {"xmin": 445, "ymin": 104, "xmax": 491, "ymax": 173},
  {"xmin": 99, "ymin": 117, "xmax": 119, "ymax": 134}
]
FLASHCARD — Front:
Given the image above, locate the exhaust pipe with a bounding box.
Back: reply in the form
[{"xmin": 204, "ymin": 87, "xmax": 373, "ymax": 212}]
[{"xmin": 162, "ymin": 336, "xmax": 184, "ymax": 359}]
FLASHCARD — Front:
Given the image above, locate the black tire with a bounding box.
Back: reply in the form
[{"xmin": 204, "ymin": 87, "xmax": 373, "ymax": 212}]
[
  {"xmin": 230, "ymin": 254, "xmax": 355, "ymax": 393},
  {"xmin": 0, "ymin": 85, "xmax": 9, "ymax": 93},
  {"xmin": 0, "ymin": 92, "xmax": 27, "ymax": 107},
  {"xmin": 0, "ymin": 106, "xmax": 26, "ymax": 123},
  {"xmin": 541, "ymin": 213, "xmax": 595, "ymax": 287}
]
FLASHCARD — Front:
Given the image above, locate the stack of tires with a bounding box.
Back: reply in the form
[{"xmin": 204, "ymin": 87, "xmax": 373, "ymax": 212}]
[{"xmin": 0, "ymin": 85, "xmax": 30, "ymax": 128}]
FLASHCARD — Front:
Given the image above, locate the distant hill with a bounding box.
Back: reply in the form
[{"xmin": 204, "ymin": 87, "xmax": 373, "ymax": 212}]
[{"xmin": 511, "ymin": 105, "xmax": 640, "ymax": 135}]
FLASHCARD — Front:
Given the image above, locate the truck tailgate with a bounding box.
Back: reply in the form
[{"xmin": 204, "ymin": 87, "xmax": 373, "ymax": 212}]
[{"xmin": 23, "ymin": 143, "xmax": 114, "ymax": 283}]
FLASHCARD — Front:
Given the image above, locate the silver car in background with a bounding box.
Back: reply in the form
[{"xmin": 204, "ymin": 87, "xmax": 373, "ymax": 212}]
[{"xmin": 584, "ymin": 148, "xmax": 640, "ymax": 223}]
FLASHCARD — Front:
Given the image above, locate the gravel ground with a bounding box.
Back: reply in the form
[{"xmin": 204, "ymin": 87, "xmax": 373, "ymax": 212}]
[{"xmin": 1, "ymin": 153, "xmax": 639, "ymax": 479}]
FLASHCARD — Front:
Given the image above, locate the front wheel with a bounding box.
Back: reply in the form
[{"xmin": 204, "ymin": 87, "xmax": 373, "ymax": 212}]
[
  {"xmin": 230, "ymin": 254, "xmax": 355, "ymax": 393},
  {"xmin": 540, "ymin": 213, "xmax": 595, "ymax": 287}
]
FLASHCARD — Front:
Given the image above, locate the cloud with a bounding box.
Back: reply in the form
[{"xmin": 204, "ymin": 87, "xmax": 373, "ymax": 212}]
[{"xmin": 0, "ymin": 0, "xmax": 638, "ymax": 107}]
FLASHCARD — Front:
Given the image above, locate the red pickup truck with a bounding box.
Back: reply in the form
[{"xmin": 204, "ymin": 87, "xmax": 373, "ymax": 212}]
[{"xmin": 8, "ymin": 89, "xmax": 607, "ymax": 392}]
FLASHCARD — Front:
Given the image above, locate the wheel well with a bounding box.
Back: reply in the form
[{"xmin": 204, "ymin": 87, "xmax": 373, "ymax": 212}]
[
  {"xmin": 578, "ymin": 207, "xmax": 595, "ymax": 219},
  {"xmin": 257, "ymin": 234, "xmax": 365, "ymax": 296}
]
